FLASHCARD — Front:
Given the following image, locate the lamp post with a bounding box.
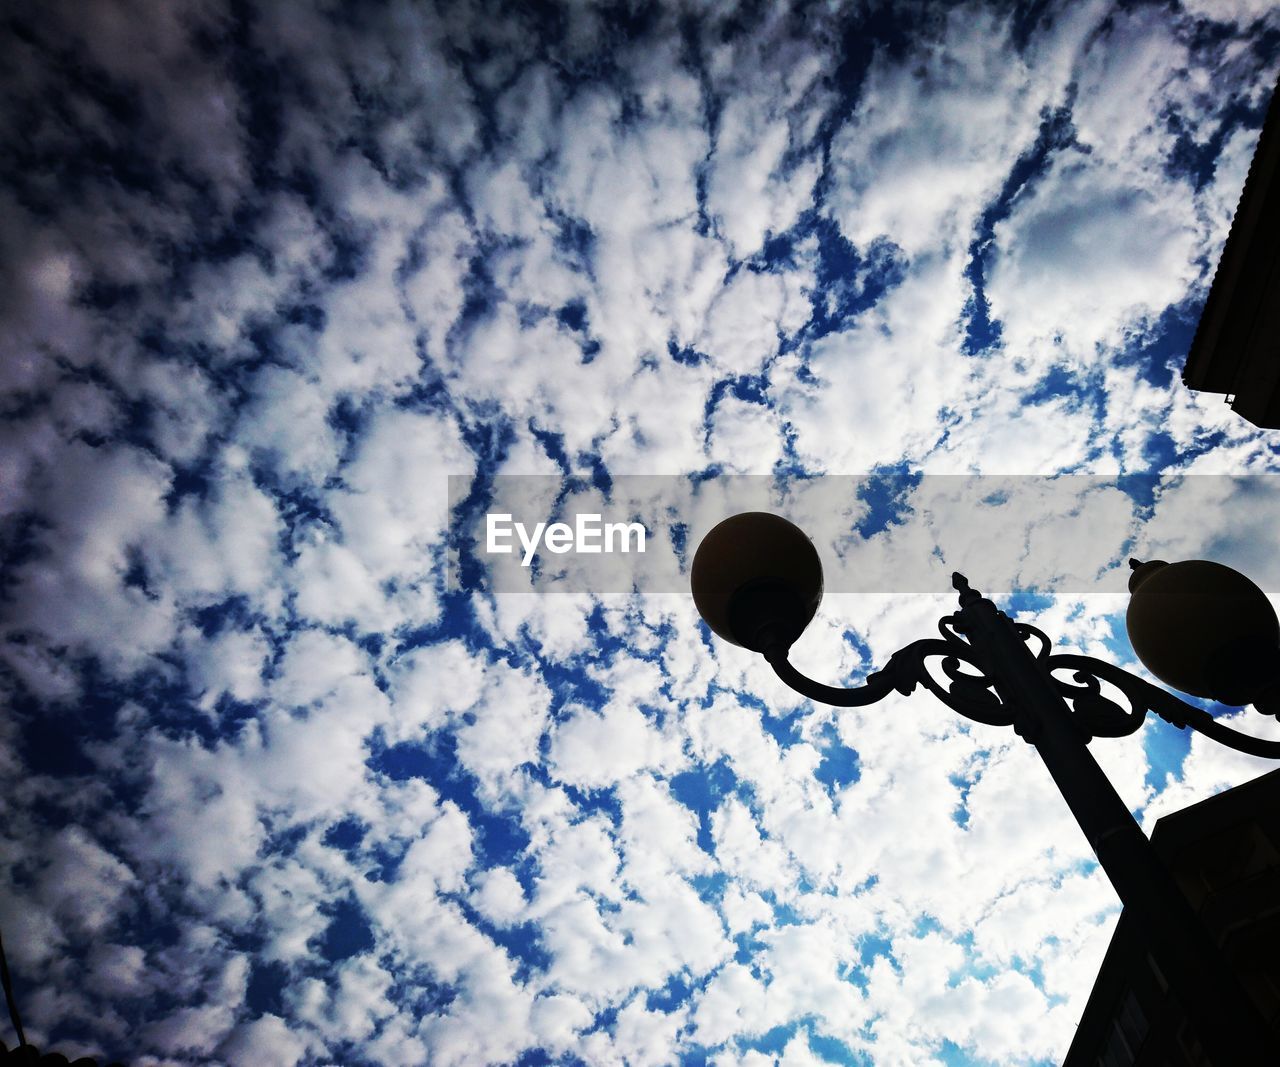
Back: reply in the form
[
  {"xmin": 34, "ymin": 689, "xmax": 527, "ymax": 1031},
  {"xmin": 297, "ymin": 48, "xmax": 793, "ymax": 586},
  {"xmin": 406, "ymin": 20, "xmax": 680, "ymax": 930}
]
[{"xmin": 690, "ymin": 512, "xmax": 1280, "ymax": 1066}]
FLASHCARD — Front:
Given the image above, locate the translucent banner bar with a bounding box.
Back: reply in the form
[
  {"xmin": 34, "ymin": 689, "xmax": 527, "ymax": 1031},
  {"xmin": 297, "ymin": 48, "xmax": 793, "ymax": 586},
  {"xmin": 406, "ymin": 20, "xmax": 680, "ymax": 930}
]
[{"xmin": 446, "ymin": 474, "xmax": 1280, "ymax": 595}]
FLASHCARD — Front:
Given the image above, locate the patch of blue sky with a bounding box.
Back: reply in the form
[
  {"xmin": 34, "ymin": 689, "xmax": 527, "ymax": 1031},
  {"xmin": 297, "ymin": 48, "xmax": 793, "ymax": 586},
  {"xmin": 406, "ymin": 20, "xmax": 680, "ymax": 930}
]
[
  {"xmin": 1111, "ymin": 473, "xmax": 1163, "ymax": 515},
  {"xmin": 13, "ymin": 659, "xmax": 156, "ymax": 776},
  {"xmin": 455, "ymin": 902, "xmax": 551, "ymax": 982},
  {"xmin": 532, "ymin": 659, "xmax": 616, "ymax": 714},
  {"xmin": 550, "ymin": 211, "xmax": 597, "ymax": 274},
  {"xmin": 688, "ymin": 870, "xmax": 730, "ymax": 906},
  {"xmin": 245, "ymin": 958, "xmax": 289, "ymax": 1017},
  {"xmin": 733, "ymin": 929, "xmax": 769, "ymax": 965},
  {"xmin": 263, "ymin": 821, "xmax": 310, "ymax": 858},
  {"xmin": 645, "ymin": 969, "xmax": 695, "ymax": 1012},
  {"xmin": 317, "ymin": 895, "xmax": 377, "ymax": 962},
  {"xmin": 857, "ymin": 932, "xmax": 897, "ymax": 972},
  {"xmin": 322, "ymin": 816, "xmax": 368, "ymax": 853},
  {"xmin": 842, "ymin": 628, "xmax": 875, "ymax": 675},
  {"xmin": 769, "ymin": 896, "xmax": 806, "ymax": 927},
  {"xmin": 707, "ymin": 372, "xmax": 772, "ymax": 428},
  {"xmin": 814, "ymin": 728, "xmax": 862, "ymax": 795},
  {"xmin": 366, "ymin": 730, "xmax": 533, "ymax": 874},
  {"xmin": 1163, "ymin": 56, "xmax": 1275, "ymax": 191},
  {"xmin": 912, "ymin": 914, "xmax": 945, "ymax": 938},
  {"xmin": 393, "ymin": 591, "xmax": 494, "ymax": 660},
  {"xmin": 527, "ymin": 420, "xmax": 572, "ymax": 472},
  {"xmin": 392, "ymin": 369, "xmax": 452, "ymax": 416},
  {"xmin": 1022, "ymin": 363, "xmax": 1095, "ymax": 414},
  {"xmin": 936, "ymin": 1038, "xmax": 994, "ymax": 1067},
  {"xmin": 1003, "ymin": 588, "xmax": 1057, "ymax": 617},
  {"xmin": 853, "ymin": 463, "xmax": 922, "ymax": 539},
  {"xmin": 555, "ymin": 298, "xmax": 588, "ymax": 333},
  {"xmin": 951, "ymin": 930, "xmax": 1061, "ymax": 1001},
  {"xmin": 361, "ymin": 839, "xmax": 412, "ymax": 885},
  {"xmin": 326, "ymin": 391, "xmax": 372, "ymax": 442},
  {"xmin": 806, "ymin": 221, "xmax": 909, "ymax": 341},
  {"xmin": 819, "ymin": 5, "xmax": 914, "ymax": 136},
  {"xmin": 835, "ymin": 956, "xmax": 869, "ymax": 993},
  {"xmin": 669, "ymin": 337, "xmax": 710, "ymax": 367},
  {"xmin": 516, "ymin": 1048, "xmax": 587, "ymax": 1067},
  {"xmin": 391, "ymin": 966, "xmax": 459, "ymax": 1017},
  {"xmin": 735, "ymin": 1021, "xmax": 805, "ymax": 1057},
  {"xmin": 1116, "ymin": 302, "xmax": 1205, "ymax": 391},
  {"xmin": 560, "ymin": 781, "xmax": 624, "ymax": 827},
  {"xmin": 962, "ymin": 100, "xmax": 1077, "ymax": 356},
  {"xmin": 449, "ymin": 244, "xmax": 512, "ymax": 340},
  {"xmin": 948, "ymin": 770, "xmax": 976, "ymax": 828},
  {"xmin": 1144, "ymin": 716, "xmax": 1195, "ymax": 793},
  {"xmin": 265, "ymin": 485, "xmax": 340, "ymax": 560},
  {"xmin": 163, "ymin": 460, "xmax": 213, "ymax": 506},
  {"xmin": 758, "ymin": 701, "xmax": 808, "ymax": 748},
  {"xmin": 807, "ymin": 1027, "xmax": 868, "ymax": 1065},
  {"xmin": 670, "ymin": 757, "xmax": 747, "ymax": 855}
]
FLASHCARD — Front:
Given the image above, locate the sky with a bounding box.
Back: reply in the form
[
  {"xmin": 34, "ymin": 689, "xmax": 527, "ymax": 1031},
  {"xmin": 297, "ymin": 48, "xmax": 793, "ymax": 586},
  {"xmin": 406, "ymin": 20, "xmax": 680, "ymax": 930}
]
[{"xmin": 2, "ymin": 1, "xmax": 1280, "ymax": 1065}]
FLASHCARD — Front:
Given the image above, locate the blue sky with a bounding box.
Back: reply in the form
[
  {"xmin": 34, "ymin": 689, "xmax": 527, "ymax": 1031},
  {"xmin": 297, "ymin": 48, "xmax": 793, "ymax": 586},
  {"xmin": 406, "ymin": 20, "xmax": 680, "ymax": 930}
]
[{"xmin": 2, "ymin": 1, "xmax": 1280, "ymax": 1064}]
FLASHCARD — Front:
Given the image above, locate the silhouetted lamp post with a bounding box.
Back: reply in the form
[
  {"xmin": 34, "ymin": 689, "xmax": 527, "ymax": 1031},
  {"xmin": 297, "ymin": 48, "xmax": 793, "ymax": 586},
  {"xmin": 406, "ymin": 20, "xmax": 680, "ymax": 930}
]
[{"xmin": 691, "ymin": 512, "xmax": 1280, "ymax": 1065}]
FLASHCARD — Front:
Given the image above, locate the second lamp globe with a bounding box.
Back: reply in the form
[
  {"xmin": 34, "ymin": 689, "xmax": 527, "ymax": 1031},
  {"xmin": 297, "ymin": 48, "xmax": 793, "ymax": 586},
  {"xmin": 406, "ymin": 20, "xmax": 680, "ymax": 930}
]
[{"xmin": 1127, "ymin": 558, "xmax": 1280, "ymax": 706}]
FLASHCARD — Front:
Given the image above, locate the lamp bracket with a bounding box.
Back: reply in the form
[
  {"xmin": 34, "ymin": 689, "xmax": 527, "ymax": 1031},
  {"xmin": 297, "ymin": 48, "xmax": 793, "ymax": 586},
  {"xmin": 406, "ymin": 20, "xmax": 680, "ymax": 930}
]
[{"xmin": 766, "ymin": 606, "xmax": 1280, "ymax": 761}]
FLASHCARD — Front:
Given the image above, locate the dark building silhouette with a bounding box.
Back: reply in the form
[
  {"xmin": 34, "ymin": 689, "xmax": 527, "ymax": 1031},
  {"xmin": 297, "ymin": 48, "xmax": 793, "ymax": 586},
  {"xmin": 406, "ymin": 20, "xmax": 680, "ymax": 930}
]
[
  {"xmin": 1064, "ymin": 768, "xmax": 1280, "ymax": 1065},
  {"xmin": 1182, "ymin": 80, "xmax": 1280, "ymax": 428}
]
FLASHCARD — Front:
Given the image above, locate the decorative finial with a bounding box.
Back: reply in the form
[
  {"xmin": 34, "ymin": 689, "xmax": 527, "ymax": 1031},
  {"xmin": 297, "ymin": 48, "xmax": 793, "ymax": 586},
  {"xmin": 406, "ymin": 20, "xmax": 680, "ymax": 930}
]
[
  {"xmin": 1127, "ymin": 558, "xmax": 1168, "ymax": 594},
  {"xmin": 952, "ymin": 572, "xmax": 981, "ymax": 606}
]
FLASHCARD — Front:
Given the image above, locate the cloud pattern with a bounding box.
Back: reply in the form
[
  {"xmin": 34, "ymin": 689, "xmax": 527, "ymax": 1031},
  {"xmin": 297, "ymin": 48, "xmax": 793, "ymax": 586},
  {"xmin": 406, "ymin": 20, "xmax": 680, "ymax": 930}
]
[{"xmin": 2, "ymin": 1, "xmax": 1280, "ymax": 1064}]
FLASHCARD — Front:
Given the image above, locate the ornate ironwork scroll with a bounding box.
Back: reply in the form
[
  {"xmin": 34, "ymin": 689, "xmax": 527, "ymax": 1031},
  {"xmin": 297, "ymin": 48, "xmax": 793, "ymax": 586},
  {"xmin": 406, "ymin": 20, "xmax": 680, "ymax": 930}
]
[
  {"xmin": 1048, "ymin": 652, "xmax": 1280, "ymax": 758},
  {"xmin": 767, "ymin": 614, "xmax": 1016, "ymax": 728},
  {"xmin": 767, "ymin": 607, "xmax": 1280, "ymax": 759}
]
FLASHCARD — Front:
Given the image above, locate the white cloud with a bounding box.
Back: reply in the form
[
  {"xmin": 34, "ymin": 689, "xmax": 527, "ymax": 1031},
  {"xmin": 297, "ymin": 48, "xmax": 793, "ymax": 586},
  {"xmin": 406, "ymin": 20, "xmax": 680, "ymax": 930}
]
[
  {"xmin": 470, "ymin": 866, "xmax": 528, "ymax": 927},
  {"xmin": 186, "ymin": 626, "xmax": 271, "ymax": 708},
  {"xmin": 387, "ymin": 639, "xmax": 488, "ymax": 741},
  {"xmin": 776, "ymin": 252, "xmax": 975, "ymax": 473},
  {"xmin": 606, "ymin": 995, "xmax": 689, "ymax": 1067},
  {"xmin": 700, "ymin": 266, "xmax": 812, "ymax": 378},
  {"xmin": 1180, "ymin": 0, "xmax": 1280, "ymax": 21},
  {"xmin": 236, "ymin": 366, "xmax": 344, "ymax": 486},
  {"xmin": 454, "ymin": 661, "xmax": 553, "ymax": 800},
  {"xmin": 826, "ymin": 2, "xmax": 1081, "ymax": 257},
  {"xmin": 219, "ymin": 1013, "xmax": 310, "ymax": 1067},
  {"xmin": 4, "ymin": 440, "xmax": 177, "ymax": 673},
  {"xmin": 548, "ymin": 701, "xmax": 680, "ymax": 791},
  {"xmin": 706, "ymin": 86, "xmax": 821, "ymax": 257},
  {"xmin": 986, "ymin": 154, "xmax": 1200, "ymax": 360},
  {"xmin": 706, "ymin": 395, "xmax": 787, "ymax": 473}
]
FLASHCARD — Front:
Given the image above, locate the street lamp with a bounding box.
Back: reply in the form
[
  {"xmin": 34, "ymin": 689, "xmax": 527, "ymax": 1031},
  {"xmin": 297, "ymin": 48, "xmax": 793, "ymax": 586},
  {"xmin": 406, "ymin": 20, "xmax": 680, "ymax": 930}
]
[
  {"xmin": 1127, "ymin": 557, "xmax": 1280, "ymax": 715},
  {"xmin": 690, "ymin": 512, "xmax": 1280, "ymax": 1065}
]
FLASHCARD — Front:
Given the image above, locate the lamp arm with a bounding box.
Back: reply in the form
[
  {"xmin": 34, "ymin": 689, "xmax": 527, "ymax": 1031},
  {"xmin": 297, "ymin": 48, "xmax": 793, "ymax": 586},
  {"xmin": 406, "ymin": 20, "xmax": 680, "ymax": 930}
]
[
  {"xmin": 1178, "ymin": 703, "xmax": 1280, "ymax": 758},
  {"xmin": 764, "ymin": 637, "xmax": 1019, "ymax": 727},
  {"xmin": 764, "ymin": 647, "xmax": 903, "ymax": 707},
  {"xmin": 1047, "ymin": 653, "xmax": 1280, "ymax": 759}
]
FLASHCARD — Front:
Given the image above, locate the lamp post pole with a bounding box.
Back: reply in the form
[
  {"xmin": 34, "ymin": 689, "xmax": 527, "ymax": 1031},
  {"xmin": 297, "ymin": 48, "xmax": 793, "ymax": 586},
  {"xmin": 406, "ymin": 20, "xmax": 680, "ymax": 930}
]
[
  {"xmin": 691, "ymin": 513, "xmax": 1280, "ymax": 1065},
  {"xmin": 947, "ymin": 578, "xmax": 1272, "ymax": 1065}
]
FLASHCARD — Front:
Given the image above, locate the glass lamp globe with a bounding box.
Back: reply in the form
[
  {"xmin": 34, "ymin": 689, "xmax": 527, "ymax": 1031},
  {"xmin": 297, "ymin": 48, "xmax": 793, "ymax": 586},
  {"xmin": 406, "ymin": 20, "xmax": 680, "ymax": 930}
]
[
  {"xmin": 1126, "ymin": 558, "xmax": 1280, "ymax": 704},
  {"xmin": 690, "ymin": 512, "xmax": 823, "ymax": 654}
]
